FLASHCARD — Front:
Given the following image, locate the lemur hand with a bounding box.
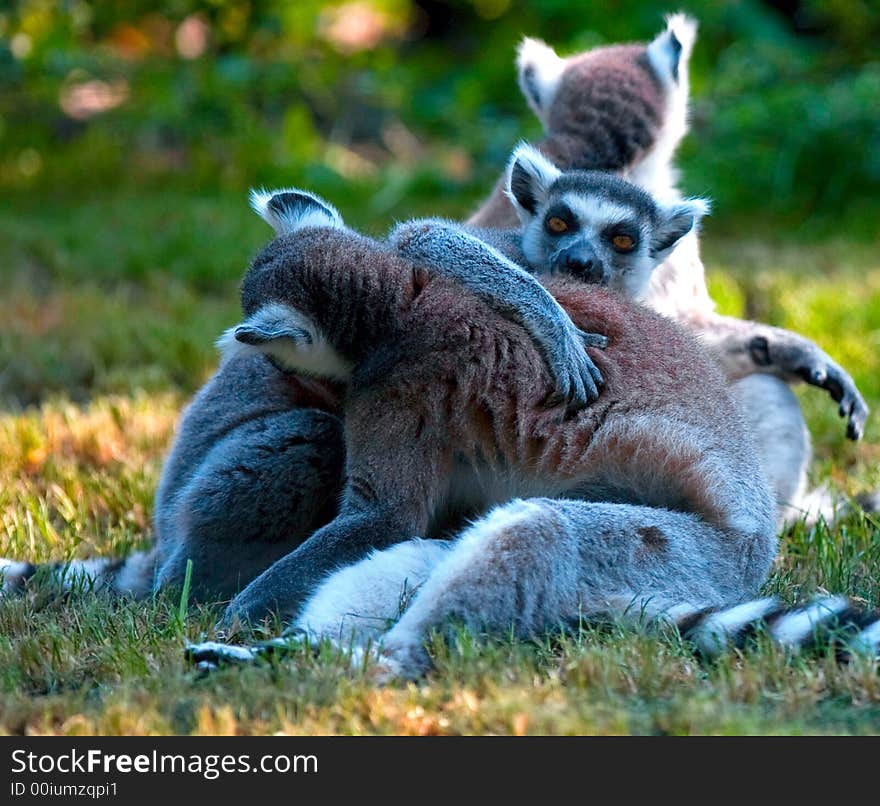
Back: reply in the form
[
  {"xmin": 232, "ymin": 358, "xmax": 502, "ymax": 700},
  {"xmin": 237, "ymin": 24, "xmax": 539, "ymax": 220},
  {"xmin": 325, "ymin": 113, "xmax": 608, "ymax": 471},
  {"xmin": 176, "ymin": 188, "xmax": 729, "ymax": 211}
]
[
  {"xmin": 749, "ymin": 335, "xmax": 869, "ymax": 440},
  {"xmin": 547, "ymin": 321, "xmax": 607, "ymax": 412},
  {"xmin": 390, "ymin": 219, "xmax": 608, "ymax": 411}
]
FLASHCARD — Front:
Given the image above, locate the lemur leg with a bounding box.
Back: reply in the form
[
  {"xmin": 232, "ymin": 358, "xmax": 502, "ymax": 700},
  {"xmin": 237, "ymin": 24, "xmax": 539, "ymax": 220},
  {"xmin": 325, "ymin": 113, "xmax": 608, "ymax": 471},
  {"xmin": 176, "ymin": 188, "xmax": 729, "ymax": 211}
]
[
  {"xmin": 0, "ymin": 352, "xmax": 342, "ymax": 603},
  {"xmin": 730, "ymin": 375, "xmax": 856, "ymax": 526},
  {"xmin": 360, "ymin": 497, "xmax": 776, "ymax": 679},
  {"xmin": 390, "ymin": 219, "xmax": 607, "ymax": 411},
  {"xmin": 291, "ymin": 538, "xmax": 453, "ymax": 644},
  {"xmin": 154, "ymin": 408, "xmax": 344, "ymax": 600},
  {"xmin": 695, "ymin": 313, "xmax": 868, "ymax": 441},
  {"xmin": 154, "ymin": 353, "xmax": 344, "ymax": 601},
  {"xmin": 221, "ymin": 385, "xmax": 453, "ymax": 628},
  {"xmin": 730, "ymin": 375, "xmax": 810, "ymax": 525}
]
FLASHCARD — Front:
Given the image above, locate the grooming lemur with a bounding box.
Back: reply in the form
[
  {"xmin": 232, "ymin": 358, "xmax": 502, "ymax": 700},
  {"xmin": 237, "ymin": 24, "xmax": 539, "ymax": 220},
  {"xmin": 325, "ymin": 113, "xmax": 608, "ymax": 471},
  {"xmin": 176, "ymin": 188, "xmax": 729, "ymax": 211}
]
[
  {"xmin": 1, "ymin": 15, "xmax": 870, "ymax": 630},
  {"xmin": 220, "ymin": 175, "xmax": 772, "ymax": 617},
  {"xmin": 189, "ymin": 177, "xmax": 877, "ymax": 677},
  {"xmin": 474, "ymin": 13, "xmax": 869, "ymax": 518}
]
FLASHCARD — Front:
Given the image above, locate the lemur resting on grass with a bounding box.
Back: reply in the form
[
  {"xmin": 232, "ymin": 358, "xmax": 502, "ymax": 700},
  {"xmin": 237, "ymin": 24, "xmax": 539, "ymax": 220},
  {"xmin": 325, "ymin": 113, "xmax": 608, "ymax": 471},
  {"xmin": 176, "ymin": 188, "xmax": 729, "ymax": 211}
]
[
  {"xmin": 189, "ymin": 169, "xmax": 877, "ymax": 678},
  {"xmin": 2, "ymin": 17, "xmax": 872, "ymax": 665},
  {"xmin": 211, "ymin": 149, "xmax": 712, "ymax": 626}
]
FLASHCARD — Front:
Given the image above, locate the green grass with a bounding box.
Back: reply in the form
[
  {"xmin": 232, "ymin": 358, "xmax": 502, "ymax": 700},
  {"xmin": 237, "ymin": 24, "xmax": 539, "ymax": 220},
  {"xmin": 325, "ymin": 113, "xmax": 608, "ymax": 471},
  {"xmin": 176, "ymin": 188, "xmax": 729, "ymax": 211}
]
[{"xmin": 1, "ymin": 188, "xmax": 878, "ymax": 735}]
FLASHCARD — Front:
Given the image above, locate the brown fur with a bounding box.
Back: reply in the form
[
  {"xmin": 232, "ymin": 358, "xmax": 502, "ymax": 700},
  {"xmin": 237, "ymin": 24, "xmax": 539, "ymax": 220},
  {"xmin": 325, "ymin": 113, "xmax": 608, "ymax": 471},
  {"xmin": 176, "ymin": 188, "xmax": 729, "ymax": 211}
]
[
  {"xmin": 471, "ymin": 44, "xmax": 663, "ymax": 228},
  {"xmin": 243, "ymin": 226, "xmax": 745, "ymax": 542}
]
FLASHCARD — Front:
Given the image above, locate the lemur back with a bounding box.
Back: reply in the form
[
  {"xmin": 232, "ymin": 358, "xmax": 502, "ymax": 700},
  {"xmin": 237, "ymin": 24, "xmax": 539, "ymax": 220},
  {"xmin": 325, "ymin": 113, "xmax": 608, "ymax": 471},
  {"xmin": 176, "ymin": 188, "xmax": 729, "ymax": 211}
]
[
  {"xmin": 225, "ymin": 221, "xmax": 774, "ymax": 589},
  {"xmin": 240, "ymin": 226, "xmax": 729, "ymax": 480}
]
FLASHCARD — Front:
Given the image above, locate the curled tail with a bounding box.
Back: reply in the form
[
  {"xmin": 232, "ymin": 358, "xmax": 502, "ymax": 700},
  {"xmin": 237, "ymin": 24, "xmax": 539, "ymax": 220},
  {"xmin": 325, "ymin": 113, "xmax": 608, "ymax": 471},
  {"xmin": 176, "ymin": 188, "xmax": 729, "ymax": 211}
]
[
  {"xmin": 674, "ymin": 595, "xmax": 880, "ymax": 661},
  {"xmin": 0, "ymin": 549, "xmax": 156, "ymax": 599}
]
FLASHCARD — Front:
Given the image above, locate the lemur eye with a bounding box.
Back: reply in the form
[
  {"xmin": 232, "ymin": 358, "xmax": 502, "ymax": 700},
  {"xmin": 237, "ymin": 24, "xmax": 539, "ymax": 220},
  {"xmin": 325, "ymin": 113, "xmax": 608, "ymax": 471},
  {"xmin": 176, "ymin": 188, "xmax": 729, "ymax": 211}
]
[
  {"xmin": 611, "ymin": 234, "xmax": 636, "ymax": 252},
  {"xmin": 546, "ymin": 216, "xmax": 568, "ymax": 234}
]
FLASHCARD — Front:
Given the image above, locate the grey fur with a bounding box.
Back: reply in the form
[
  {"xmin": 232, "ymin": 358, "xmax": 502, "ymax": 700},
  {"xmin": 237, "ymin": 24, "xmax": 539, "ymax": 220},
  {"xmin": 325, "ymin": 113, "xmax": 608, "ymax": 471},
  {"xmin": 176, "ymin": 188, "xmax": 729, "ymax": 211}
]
[
  {"xmin": 3, "ymin": 14, "xmax": 871, "ymax": 632},
  {"xmin": 482, "ymin": 16, "xmax": 869, "ymax": 522},
  {"xmin": 387, "ymin": 144, "xmax": 706, "ymax": 402},
  {"xmin": 213, "ymin": 182, "xmax": 775, "ymax": 630},
  {"xmin": 153, "ymin": 353, "xmax": 345, "ymax": 599},
  {"xmin": 189, "ymin": 545, "xmax": 880, "ymax": 677},
  {"xmin": 299, "ymin": 498, "xmax": 776, "ymax": 678},
  {"xmin": 703, "ymin": 317, "xmax": 868, "ymax": 441},
  {"xmin": 250, "ymin": 188, "xmax": 607, "ymax": 410},
  {"xmin": 387, "ymin": 217, "xmax": 606, "ymax": 409}
]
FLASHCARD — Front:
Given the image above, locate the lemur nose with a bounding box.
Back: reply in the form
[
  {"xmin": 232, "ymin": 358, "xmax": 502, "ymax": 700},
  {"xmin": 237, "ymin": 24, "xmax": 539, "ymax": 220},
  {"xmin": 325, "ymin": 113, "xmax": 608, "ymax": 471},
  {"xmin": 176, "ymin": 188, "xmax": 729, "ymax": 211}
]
[
  {"xmin": 564, "ymin": 253, "xmax": 605, "ymax": 283},
  {"xmin": 565, "ymin": 254, "xmax": 594, "ymax": 273}
]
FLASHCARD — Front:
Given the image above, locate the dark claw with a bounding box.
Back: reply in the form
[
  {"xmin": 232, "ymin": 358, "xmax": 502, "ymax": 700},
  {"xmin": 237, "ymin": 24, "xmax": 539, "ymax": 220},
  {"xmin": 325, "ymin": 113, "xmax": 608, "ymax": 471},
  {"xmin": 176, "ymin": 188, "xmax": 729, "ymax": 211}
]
[{"xmin": 846, "ymin": 398, "xmax": 869, "ymax": 441}]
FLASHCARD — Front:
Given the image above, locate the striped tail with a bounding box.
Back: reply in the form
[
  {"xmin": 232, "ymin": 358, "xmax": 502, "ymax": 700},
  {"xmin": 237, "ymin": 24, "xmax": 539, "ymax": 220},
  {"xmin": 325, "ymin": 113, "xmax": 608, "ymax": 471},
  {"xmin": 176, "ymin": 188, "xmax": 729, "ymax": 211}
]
[
  {"xmin": 0, "ymin": 550, "xmax": 156, "ymax": 599},
  {"xmin": 677, "ymin": 595, "xmax": 880, "ymax": 661},
  {"xmin": 186, "ymin": 594, "xmax": 880, "ymax": 675}
]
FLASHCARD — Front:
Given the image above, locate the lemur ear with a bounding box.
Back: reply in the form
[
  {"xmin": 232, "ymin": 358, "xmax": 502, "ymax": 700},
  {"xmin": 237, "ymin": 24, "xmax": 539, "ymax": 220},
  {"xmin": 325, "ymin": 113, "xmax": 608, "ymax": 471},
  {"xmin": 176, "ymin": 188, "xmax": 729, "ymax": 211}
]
[
  {"xmin": 653, "ymin": 198, "xmax": 710, "ymax": 259},
  {"xmin": 249, "ymin": 188, "xmax": 343, "ymax": 235},
  {"xmin": 506, "ymin": 143, "xmax": 562, "ymax": 223},
  {"xmin": 517, "ymin": 37, "xmax": 566, "ymax": 125},
  {"xmin": 215, "ymin": 303, "xmax": 313, "ymax": 365},
  {"xmin": 646, "ymin": 13, "xmax": 697, "ymax": 86}
]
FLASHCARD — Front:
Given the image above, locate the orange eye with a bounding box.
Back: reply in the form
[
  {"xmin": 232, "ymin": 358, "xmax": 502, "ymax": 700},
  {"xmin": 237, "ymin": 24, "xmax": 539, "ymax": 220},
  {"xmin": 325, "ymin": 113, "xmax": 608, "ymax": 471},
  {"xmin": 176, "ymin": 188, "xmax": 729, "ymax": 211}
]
[
  {"xmin": 546, "ymin": 216, "xmax": 568, "ymax": 234},
  {"xmin": 612, "ymin": 233, "xmax": 635, "ymax": 251}
]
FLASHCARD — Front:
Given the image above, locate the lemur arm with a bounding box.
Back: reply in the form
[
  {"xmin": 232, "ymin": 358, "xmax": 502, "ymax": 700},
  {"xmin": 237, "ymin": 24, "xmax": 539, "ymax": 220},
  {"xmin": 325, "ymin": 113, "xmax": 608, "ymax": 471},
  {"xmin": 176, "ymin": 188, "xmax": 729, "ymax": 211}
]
[
  {"xmin": 390, "ymin": 219, "xmax": 607, "ymax": 410},
  {"xmin": 689, "ymin": 311, "xmax": 868, "ymax": 440}
]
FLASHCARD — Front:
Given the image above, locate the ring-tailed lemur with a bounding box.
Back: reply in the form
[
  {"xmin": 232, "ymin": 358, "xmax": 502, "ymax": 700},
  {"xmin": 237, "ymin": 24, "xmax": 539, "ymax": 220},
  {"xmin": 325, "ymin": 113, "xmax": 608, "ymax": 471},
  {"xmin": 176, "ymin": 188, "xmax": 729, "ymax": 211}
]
[
  {"xmin": 188, "ymin": 184, "xmax": 878, "ymax": 678},
  {"xmin": 2, "ymin": 15, "xmax": 872, "ymax": 654},
  {"xmin": 0, "ymin": 146, "xmax": 703, "ymax": 605},
  {"xmin": 391, "ymin": 142, "xmax": 708, "ymax": 305},
  {"xmin": 213, "ymin": 181, "xmax": 773, "ymax": 634},
  {"xmin": 473, "ymin": 13, "xmax": 869, "ymax": 519}
]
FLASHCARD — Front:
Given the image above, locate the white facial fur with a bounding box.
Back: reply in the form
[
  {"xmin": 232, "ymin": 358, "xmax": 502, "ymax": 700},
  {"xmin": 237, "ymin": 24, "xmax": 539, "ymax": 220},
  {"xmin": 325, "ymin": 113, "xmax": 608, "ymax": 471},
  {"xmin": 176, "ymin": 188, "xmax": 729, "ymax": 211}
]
[{"xmin": 507, "ymin": 144, "xmax": 708, "ymax": 301}]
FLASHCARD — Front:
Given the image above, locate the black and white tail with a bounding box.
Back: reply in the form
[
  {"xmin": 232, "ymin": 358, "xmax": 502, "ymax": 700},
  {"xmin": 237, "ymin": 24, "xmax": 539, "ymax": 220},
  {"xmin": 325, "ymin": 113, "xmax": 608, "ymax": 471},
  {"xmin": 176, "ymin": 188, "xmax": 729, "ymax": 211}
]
[
  {"xmin": 0, "ymin": 551, "xmax": 156, "ymax": 599},
  {"xmin": 676, "ymin": 595, "xmax": 880, "ymax": 661},
  {"xmin": 185, "ymin": 594, "xmax": 880, "ymax": 674}
]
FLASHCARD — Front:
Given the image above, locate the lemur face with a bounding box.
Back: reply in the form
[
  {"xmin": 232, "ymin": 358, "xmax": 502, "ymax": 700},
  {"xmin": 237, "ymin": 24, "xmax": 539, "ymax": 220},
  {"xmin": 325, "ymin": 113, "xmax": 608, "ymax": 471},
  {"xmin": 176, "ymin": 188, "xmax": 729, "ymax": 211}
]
[{"xmin": 506, "ymin": 144, "xmax": 708, "ymax": 300}]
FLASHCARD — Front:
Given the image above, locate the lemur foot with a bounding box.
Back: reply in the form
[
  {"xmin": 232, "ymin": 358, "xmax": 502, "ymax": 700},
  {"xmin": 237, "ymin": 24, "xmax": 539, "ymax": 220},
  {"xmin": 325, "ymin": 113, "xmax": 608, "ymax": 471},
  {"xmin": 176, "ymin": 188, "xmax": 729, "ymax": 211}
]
[
  {"xmin": 369, "ymin": 644, "xmax": 431, "ymax": 684},
  {"xmin": 185, "ymin": 634, "xmax": 306, "ymax": 672},
  {"xmin": 749, "ymin": 335, "xmax": 869, "ymax": 440}
]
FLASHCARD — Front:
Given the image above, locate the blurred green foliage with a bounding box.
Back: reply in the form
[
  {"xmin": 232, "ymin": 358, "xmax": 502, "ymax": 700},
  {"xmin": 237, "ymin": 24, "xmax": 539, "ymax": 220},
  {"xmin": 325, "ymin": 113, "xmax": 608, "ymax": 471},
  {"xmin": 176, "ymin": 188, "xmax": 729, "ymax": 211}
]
[{"xmin": 1, "ymin": 0, "xmax": 879, "ymax": 230}]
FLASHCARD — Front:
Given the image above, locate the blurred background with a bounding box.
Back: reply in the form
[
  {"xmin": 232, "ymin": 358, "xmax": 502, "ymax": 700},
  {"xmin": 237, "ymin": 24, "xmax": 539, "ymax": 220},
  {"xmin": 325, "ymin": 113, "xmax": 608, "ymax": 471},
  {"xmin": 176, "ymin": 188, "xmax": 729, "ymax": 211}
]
[{"xmin": 3, "ymin": 0, "xmax": 879, "ymax": 222}]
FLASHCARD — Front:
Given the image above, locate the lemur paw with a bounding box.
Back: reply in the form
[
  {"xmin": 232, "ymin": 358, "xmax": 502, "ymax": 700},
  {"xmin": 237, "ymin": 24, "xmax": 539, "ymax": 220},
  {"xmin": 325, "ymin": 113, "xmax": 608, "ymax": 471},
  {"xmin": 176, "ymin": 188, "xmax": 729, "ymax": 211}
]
[
  {"xmin": 546, "ymin": 324, "xmax": 606, "ymax": 412},
  {"xmin": 369, "ymin": 642, "xmax": 432, "ymax": 684},
  {"xmin": 749, "ymin": 336, "xmax": 869, "ymax": 440},
  {"xmin": 797, "ymin": 362, "xmax": 868, "ymax": 441},
  {"xmin": 185, "ymin": 634, "xmax": 306, "ymax": 673},
  {"xmin": 185, "ymin": 640, "xmax": 264, "ymax": 669}
]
